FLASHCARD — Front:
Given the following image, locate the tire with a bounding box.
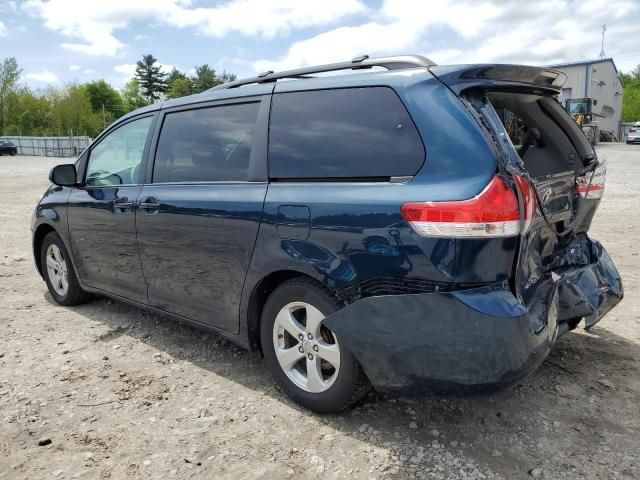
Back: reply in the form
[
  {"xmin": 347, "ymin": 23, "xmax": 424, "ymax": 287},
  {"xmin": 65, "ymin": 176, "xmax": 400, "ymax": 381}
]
[
  {"xmin": 260, "ymin": 278, "xmax": 371, "ymax": 413},
  {"xmin": 41, "ymin": 231, "xmax": 90, "ymax": 306},
  {"xmin": 9, "ymin": 150, "xmax": 16, "ymax": 156}
]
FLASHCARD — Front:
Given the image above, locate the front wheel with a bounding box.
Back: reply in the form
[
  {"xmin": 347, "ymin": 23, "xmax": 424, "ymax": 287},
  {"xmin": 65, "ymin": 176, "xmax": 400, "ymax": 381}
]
[
  {"xmin": 41, "ymin": 231, "xmax": 90, "ymax": 306},
  {"xmin": 260, "ymin": 278, "xmax": 370, "ymax": 413}
]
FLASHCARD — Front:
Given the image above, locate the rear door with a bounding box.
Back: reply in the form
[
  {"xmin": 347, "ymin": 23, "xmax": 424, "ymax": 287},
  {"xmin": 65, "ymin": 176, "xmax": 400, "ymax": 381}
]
[
  {"xmin": 135, "ymin": 95, "xmax": 270, "ymax": 333},
  {"xmin": 431, "ymin": 64, "xmax": 612, "ymax": 306}
]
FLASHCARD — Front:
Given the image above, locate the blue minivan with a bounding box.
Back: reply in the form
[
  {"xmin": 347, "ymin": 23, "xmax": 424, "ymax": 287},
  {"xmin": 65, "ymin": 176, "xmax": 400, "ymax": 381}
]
[{"xmin": 33, "ymin": 55, "xmax": 622, "ymax": 412}]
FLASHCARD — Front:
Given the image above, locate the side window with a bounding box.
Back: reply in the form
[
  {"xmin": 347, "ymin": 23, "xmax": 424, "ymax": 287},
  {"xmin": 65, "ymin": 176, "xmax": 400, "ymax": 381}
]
[
  {"xmin": 153, "ymin": 102, "xmax": 260, "ymax": 183},
  {"xmin": 268, "ymin": 87, "xmax": 425, "ymax": 179},
  {"xmin": 86, "ymin": 116, "xmax": 153, "ymax": 186}
]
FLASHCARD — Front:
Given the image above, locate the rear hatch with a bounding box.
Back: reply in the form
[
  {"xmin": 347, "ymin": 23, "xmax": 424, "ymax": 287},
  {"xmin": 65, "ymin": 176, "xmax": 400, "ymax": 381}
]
[{"xmin": 430, "ymin": 65, "xmax": 621, "ymax": 331}]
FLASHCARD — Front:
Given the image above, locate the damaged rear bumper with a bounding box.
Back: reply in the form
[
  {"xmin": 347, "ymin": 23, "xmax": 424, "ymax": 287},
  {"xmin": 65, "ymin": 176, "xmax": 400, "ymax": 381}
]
[{"xmin": 323, "ymin": 239, "xmax": 622, "ymax": 395}]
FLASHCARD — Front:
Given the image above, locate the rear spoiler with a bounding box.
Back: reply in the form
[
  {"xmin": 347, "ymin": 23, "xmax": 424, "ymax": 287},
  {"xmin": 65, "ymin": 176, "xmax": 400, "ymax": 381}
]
[{"xmin": 429, "ymin": 64, "xmax": 567, "ymax": 95}]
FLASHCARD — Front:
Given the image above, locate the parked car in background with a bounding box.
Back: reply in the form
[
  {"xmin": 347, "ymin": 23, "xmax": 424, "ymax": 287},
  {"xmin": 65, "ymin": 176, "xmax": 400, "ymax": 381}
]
[
  {"xmin": 32, "ymin": 55, "xmax": 623, "ymax": 413},
  {"xmin": 627, "ymin": 121, "xmax": 640, "ymax": 144},
  {"xmin": 0, "ymin": 140, "xmax": 17, "ymax": 156}
]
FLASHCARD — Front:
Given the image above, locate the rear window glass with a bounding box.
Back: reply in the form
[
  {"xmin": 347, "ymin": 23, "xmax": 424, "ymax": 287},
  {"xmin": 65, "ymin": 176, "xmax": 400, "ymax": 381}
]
[
  {"xmin": 268, "ymin": 87, "xmax": 424, "ymax": 179},
  {"xmin": 153, "ymin": 102, "xmax": 259, "ymax": 183}
]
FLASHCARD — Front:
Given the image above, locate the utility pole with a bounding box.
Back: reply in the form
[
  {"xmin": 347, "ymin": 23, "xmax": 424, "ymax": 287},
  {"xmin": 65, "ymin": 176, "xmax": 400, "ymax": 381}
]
[
  {"xmin": 102, "ymin": 104, "xmax": 106, "ymax": 129},
  {"xmin": 598, "ymin": 24, "xmax": 607, "ymax": 59}
]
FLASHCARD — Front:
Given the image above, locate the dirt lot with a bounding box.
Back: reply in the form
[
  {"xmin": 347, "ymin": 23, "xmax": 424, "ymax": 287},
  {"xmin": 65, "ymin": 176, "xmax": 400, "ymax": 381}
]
[{"xmin": 1, "ymin": 144, "xmax": 639, "ymax": 480}]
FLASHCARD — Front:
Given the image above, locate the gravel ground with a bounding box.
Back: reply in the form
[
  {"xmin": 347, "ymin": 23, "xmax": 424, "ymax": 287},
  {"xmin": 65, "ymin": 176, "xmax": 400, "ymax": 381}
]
[{"xmin": 1, "ymin": 144, "xmax": 639, "ymax": 480}]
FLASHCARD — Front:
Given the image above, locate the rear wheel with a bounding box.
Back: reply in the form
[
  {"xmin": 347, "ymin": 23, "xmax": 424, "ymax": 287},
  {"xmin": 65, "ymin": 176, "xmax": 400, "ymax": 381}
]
[
  {"xmin": 41, "ymin": 231, "xmax": 89, "ymax": 306},
  {"xmin": 260, "ymin": 278, "xmax": 370, "ymax": 413},
  {"xmin": 9, "ymin": 150, "xmax": 16, "ymax": 156}
]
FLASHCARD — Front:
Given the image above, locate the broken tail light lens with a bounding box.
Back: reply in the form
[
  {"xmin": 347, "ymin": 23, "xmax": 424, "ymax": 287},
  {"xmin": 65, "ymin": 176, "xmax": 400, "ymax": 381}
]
[
  {"xmin": 401, "ymin": 175, "xmax": 523, "ymax": 238},
  {"xmin": 576, "ymin": 161, "xmax": 605, "ymax": 199},
  {"xmin": 512, "ymin": 174, "xmax": 536, "ymax": 233}
]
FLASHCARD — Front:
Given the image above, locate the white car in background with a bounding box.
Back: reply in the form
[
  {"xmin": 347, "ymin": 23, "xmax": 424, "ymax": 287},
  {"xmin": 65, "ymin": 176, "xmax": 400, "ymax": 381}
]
[{"xmin": 627, "ymin": 121, "xmax": 640, "ymax": 144}]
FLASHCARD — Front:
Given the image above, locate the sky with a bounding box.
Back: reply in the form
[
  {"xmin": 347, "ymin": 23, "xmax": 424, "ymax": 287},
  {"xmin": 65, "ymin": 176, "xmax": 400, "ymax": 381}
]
[{"xmin": 1, "ymin": 0, "xmax": 639, "ymax": 89}]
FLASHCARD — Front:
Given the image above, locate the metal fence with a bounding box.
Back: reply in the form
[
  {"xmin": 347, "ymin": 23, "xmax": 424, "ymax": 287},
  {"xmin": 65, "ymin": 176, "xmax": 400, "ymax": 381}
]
[{"xmin": 0, "ymin": 136, "xmax": 92, "ymax": 157}]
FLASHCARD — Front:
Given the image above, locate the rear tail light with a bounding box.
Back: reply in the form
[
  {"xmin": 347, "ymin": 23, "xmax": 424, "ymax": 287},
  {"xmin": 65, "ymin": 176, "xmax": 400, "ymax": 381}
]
[
  {"xmin": 401, "ymin": 174, "xmax": 535, "ymax": 238},
  {"xmin": 576, "ymin": 161, "xmax": 605, "ymax": 199},
  {"xmin": 513, "ymin": 174, "xmax": 536, "ymax": 233}
]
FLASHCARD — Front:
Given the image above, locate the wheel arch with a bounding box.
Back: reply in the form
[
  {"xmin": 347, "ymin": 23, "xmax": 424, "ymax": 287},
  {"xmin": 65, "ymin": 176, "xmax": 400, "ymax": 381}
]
[
  {"xmin": 245, "ymin": 269, "xmax": 333, "ymax": 353},
  {"xmin": 33, "ymin": 223, "xmax": 57, "ymax": 278}
]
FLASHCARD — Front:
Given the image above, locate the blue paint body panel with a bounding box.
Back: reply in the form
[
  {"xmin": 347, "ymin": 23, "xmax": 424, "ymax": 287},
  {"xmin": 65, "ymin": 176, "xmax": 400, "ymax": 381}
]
[{"xmin": 31, "ymin": 63, "xmax": 623, "ymax": 396}]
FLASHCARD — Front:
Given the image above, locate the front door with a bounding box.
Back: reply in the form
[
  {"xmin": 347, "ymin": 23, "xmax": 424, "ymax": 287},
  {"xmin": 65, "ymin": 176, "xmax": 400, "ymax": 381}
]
[
  {"xmin": 67, "ymin": 115, "xmax": 155, "ymax": 303},
  {"xmin": 136, "ymin": 98, "xmax": 269, "ymax": 333}
]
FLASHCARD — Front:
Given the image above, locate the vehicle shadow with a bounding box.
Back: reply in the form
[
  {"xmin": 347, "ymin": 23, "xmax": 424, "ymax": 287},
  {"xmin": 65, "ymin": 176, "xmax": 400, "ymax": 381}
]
[{"xmin": 52, "ymin": 293, "xmax": 640, "ymax": 479}]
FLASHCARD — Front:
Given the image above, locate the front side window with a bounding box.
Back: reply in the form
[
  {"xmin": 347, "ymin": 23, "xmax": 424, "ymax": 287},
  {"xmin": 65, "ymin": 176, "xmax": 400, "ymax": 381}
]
[
  {"xmin": 153, "ymin": 102, "xmax": 260, "ymax": 183},
  {"xmin": 85, "ymin": 116, "xmax": 153, "ymax": 186},
  {"xmin": 268, "ymin": 87, "xmax": 425, "ymax": 179}
]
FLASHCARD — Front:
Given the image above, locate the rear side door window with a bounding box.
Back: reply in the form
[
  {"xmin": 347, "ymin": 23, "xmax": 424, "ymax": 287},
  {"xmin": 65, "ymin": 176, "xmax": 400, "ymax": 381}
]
[
  {"xmin": 268, "ymin": 87, "xmax": 424, "ymax": 179},
  {"xmin": 153, "ymin": 102, "xmax": 260, "ymax": 183}
]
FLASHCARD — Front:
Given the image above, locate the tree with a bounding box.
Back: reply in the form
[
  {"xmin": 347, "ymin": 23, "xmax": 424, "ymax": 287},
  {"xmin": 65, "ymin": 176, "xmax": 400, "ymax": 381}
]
[
  {"xmin": 48, "ymin": 84, "xmax": 102, "ymax": 136},
  {"xmin": 620, "ymin": 66, "xmax": 640, "ymax": 86},
  {"xmin": 191, "ymin": 64, "xmax": 221, "ymax": 93},
  {"xmin": 122, "ymin": 79, "xmax": 149, "ymax": 112},
  {"xmin": 82, "ymin": 80, "xmax": 125, "ymax": 126},
  {"xmin": 0, "ymin": 57, "xmax": 22, "ymax": 134},
  {"xmin": 135, "ymin": 54, "xmax": 167, "ymax": 102},
  {"xmin": 219, "ymin": 70, "xmax": 237, "ymax": 83},
  {"xmin": 621, "ymin": 65, "xmax": 640, "ymax": 122},
  {"xmin": 166, "ymin": 68, "xmax": 192, "ymax": 99},
  {"xmin": 167, "ymin": 67, "xmax": 188, "ymax": 85},
  {"xmin": 167, "ymin": 78, "xmax": 192, "ymax": 99},
  {"xmin": 4, "ymin": 87, "xmax": 52, "ymax": 136}
]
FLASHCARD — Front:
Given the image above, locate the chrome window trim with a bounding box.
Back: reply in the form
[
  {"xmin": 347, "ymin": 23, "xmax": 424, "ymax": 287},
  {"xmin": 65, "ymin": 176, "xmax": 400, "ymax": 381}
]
[{"xmin": 142, "ymin": 181, "xmax": 268, "ymax": 186}]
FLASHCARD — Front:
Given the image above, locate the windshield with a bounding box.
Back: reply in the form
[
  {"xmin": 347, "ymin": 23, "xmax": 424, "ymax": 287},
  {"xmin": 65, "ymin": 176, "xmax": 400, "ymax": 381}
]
[{"xmin": 565, "ymin": 99, "xmax": 589, "ymax": 115}]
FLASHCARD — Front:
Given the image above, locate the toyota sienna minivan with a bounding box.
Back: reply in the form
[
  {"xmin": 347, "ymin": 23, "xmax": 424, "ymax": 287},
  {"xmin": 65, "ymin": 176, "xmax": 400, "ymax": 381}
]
[{"xmin": 33, "ymin": 55, "xmax": 622, "ymax": 412}]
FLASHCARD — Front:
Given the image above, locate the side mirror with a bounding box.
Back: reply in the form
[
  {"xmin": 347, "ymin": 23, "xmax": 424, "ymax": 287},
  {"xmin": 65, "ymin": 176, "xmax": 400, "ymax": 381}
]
[{"xmin": 49, "ymin": 164, "xmax": 77, "ymax": 187}]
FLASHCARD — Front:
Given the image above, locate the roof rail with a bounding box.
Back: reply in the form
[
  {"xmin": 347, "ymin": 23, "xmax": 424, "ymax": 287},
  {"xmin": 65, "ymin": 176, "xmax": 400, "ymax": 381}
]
[{"xmin": 209, "ymin": 54, "xmax": 436, "ymax": 91}]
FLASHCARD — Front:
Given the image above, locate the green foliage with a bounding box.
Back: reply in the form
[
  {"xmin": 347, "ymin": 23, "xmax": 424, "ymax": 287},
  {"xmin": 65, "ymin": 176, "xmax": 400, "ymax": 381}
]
[
  {"xmin": 0, "ymin": 56, "xmax": 236, "ymax": 136},
  {"xmin": 4, "ymin": 87, "xmax": 52, "ymax": 135},
  {"xmin": 121, "ymin": 79, "xmax": 149, "ymax": 112},
  {"xmin": 0, "ymin": 57, "xmax": 22, "ymax": 134},
  {"xmin": 47, "ymin": 84, "xmax": 102, "ymax": 136},
  {"xmin": 622, "ymin": 87, "xmax": 640, "ymax": 122},
  {"xmin": 167, "ymin": 78, "xmax": 192, "ymax": 99},
  {"xmin": 83, "ymin": 80, "xmax": 126, "ymax": 123},
  {"xmin": 219, "ymin": 71, "xmax": 237, "ymax": 83},
  {"xmin": 167, "ymin": 68, "xmax": 188, "ymax": 85},
  {"xmin": 621, "ymin": 65, "xmax": 640, "ymax": 122},
  {"xmin": 135, "ymin": 54, "xmax": 167, "ymax": 102},
  {"xmin": 191, "ymin": 64, "xmax": 222, "ymax": 93}
]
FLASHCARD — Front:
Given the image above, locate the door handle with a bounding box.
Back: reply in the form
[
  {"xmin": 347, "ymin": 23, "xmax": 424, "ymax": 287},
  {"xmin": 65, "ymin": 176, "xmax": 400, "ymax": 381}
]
[
  {"xmin": 138, "ymin": 197, "xmax": 160, "ymax": 214},
  {"xmin": 114, "ymin": 199, "xmax": 133, "ymax": 212}
]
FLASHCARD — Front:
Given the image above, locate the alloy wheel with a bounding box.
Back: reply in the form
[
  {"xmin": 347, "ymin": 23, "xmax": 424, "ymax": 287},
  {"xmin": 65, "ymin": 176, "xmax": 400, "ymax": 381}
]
[
  {"xmin": 46, "ymin": 244, "xmax": 69, "ymax": 297},
  {"xmin": 272, "ymin": 301, "xmax": 341, "ymax": 393}
]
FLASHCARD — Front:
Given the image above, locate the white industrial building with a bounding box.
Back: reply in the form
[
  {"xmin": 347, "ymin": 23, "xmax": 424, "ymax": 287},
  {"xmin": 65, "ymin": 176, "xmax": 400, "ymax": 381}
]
[{"xmin": 548, "ymin": 58, "xmax": 624, "ymax": 139}]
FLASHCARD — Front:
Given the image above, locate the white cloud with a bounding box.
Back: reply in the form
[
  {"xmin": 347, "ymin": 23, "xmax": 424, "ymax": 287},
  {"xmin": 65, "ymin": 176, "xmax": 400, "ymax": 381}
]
[
  {"xmin": 252, "ymin": 0, "xmax": 640, "ymax": 73},
  {"xmin": 0, "ymin": 2, "xmax": 17, "ymax": 13},
  {"xmin": 82, "ymin": 68, "xmax": 95, "ymax": 74},
  {"xmin": 0, "ymin": 21, "xmax": 7, "ymax": 37},
  {"xmin": 160, "ymin": 63, "xmax": 175, "ymax": 74},
  {"xmin": 23, "ymin": 0, "xmax": 366, "ymax": 56},
  {"xmin": 114, "ymin": 63, "xmax": 137, "ymax": 76},
  {"xmin": 25, "ymin": 69, "xmax": 59, "ymax": 83},
  {"xmin": 68, "ymin": 64, "xmax": 80, "ymax": 71}
]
